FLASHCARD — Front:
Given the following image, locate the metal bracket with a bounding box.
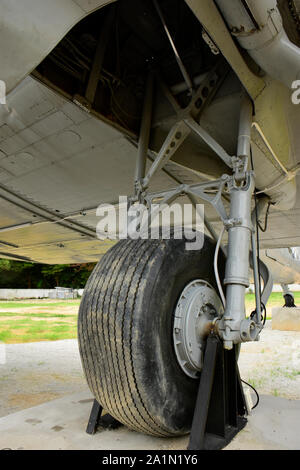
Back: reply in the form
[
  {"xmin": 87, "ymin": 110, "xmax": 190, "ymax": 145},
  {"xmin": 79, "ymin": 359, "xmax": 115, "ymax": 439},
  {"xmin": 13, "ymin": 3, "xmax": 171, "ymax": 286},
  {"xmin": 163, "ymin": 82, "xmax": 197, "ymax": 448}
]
[
  {"xmin": 86, "ymin": 399, "xmax": 122, "ymax": 435},
  {"xmin": 142, "ymin": 121, "xmax": 191, "ymax": 189},
  {"xmin": 188, "ymin": 334, "xmax": 247, "ymax": 450},
  {"xmin": 85, "ymin": 6, "xmax": 116, "ymax": 107},
  {"xmin": 86, "ymin": 399, "xmax": 103, "ymax": 435},
  {"xmin": 184, "ymin": 118, "xmax": 233, "ymax": 168},
  {"xmin": 143, "ymin": 175, "xmax": 230, "ymax": 225},
  {"xmin": 134, "ymin": 60, "xmax": 232, "ymax": 199},
  {"xmin": 153, "ymin": 0, "xmax": 193, "ymax": 94}
]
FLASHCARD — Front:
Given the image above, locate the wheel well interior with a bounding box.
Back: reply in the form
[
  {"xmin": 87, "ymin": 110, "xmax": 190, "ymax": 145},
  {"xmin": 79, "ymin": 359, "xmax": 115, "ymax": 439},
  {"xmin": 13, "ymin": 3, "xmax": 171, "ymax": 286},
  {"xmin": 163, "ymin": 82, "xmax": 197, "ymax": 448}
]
[{"xmin": 33, "ymin": 0, "xmax": 219, "ymax": 135}]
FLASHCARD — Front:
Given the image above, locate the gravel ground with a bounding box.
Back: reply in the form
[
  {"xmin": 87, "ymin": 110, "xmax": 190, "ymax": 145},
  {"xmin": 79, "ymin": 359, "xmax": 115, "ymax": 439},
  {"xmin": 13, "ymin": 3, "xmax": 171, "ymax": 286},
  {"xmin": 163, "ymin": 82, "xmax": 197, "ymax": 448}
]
[
  {"xmin": 0, "ymin": 340, "xmax": 87, "ymax": 418},
  {"xmin": 1, "ymin": 321, "xmax": 300, "ymax": 418},
  {"xmin": 239, "ymin": 321, "xmax": 300, "ymax": 400}
]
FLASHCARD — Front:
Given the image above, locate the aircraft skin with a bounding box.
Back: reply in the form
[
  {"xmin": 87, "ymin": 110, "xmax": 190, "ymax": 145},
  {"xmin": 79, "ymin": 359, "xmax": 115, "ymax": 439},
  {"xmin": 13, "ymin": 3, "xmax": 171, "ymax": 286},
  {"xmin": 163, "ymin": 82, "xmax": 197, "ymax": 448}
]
[
  {"xmin": 260, "ymin": 248, "xmax": 300, "ymax": 285},
  {"xmin": 0, "ymin": 0, "xmax": 300, "ymax": 288}
]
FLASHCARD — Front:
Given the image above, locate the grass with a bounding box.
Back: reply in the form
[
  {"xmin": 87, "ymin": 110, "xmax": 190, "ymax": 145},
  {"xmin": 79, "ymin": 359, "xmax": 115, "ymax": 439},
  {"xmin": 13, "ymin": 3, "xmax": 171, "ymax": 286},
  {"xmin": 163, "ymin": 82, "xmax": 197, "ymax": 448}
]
[
  {"xmin": 0, "ymin": 300, "xmax": 80, "ymax": 309},
  {"xmin": 0, "ymin": 291, "xmax": 296, "ymax": 344},
  {"xmin": 245, "ymin": 291, "xmax": 300, "ymax": 314},
  {"xmin": 247, "ymin": 377, "xmax": 266, "ymax": 389},
  {"xmin": 269, "ymin": 367, "xmax": 300, "ymax": 380},
  {"xmin": 0, "ymin": 299, "xmax": 79, "ymax": 344},
  {"xmin": 0, "ymin": 330, "xmax": 13, "ymax": 342},
  {"xmin": 0, "ymin": 312, "xmax": 78, "ymax": 318}
]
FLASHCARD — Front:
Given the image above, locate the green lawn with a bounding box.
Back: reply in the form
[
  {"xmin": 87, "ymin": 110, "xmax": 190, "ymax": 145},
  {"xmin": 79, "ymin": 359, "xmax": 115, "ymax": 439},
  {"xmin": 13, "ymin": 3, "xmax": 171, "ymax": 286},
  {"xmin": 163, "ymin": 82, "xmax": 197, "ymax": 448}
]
[
  {"xmin": 0, "ymin": 300, "xmax": 80, "ymax": 309},
  {"xmin": 0, "ymin": 299, "xmax": 80, "ymax": 343},
  {"xmin": 0, "ymin": 292, "xmax": 295, "ymax": 344},
  {"xmin": 245, "ymin": 291, "xmax": 300, "ymax": 316}
]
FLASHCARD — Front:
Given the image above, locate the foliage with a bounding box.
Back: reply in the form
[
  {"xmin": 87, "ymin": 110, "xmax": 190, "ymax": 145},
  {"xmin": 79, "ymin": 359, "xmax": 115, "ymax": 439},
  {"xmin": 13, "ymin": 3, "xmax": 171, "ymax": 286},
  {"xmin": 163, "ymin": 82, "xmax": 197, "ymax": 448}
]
[{"xmin": 0, "ymin": 259, "xmax": 95, "ymax": 289}]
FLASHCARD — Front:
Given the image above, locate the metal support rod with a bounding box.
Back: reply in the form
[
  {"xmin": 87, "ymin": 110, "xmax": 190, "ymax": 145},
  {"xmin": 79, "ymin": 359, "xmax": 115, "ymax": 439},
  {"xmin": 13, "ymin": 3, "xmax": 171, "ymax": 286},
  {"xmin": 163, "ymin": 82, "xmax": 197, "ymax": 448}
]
[
  {"xmin": 142, "ymin": 121, "xmax": 191, "ymax": 189},
  {"xmin": 281, "ymin": 283, "xmax": 292, "ymax": 297},
  {"xmin": 153, "ymin": 0, "xmax": 193, "ymax": 93},
  {"xmin": 251, "ymin": 230, "xmax": 262, "ymax": 324},
  {"xmin": 85, "ymin": 6, "xmax": 116, "ymax": 105},
  {"xmin": 140, "ymin": 64, "xmax": 231, "ymax": 194},
  {"xmin": 221, "ymin": 175, "xmax": 255, "ymax": 349},
  {"xmin": 233, "ymin": 93, "xmax": 253, "ymax": 180},
  {"xmin": 145, "ymin": 177, "xmax": 229, "ymax": 226},
  {"xmin": 184, "ymin": 0, "xmax": 265, "ymax": 100},
  {"xmin": 203, "ymin": 216, "xmax": 219, "ymax": 245},
  {"xmin": 86, "ymin": 399, "xmax": 103, "ymax": 435},
  {"xmin": 184, "ymin": 117, "xmax": 233, "ymax": 168},
  {"xmin": 250, "ymin": 197, "xmax": 269, "ymax": 325},
  {"xmin": 188, "ymin": 193, "xmax": 227, "ymax": 257},
  {"xmin": 237, "ymin": 94, "xmax": 253, "ymax": 160},
  {"xmin": 258, "ymin": 257, "xmax": 273, "ymax": 308},
  {"xmin": 135, "ymin": 72, "xmax": 155, "ymax": 189},
  {"xmin": 219, "ymin": 92, "xmax": 256, "ymax": 349}
]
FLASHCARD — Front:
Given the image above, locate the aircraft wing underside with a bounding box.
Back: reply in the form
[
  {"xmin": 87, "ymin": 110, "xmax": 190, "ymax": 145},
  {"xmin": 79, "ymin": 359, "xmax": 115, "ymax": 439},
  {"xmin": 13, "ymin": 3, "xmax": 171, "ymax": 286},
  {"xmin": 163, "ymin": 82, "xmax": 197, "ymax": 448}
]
[{"xmin": 0, "ymin": 76, "xmax": 299, "ymax": 264}]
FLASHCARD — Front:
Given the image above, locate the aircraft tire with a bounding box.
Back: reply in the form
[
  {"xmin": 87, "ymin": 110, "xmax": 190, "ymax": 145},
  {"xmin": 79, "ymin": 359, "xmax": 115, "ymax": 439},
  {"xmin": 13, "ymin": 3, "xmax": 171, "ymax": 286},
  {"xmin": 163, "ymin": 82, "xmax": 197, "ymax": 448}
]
[{"xmin": 78, "ymin": 235, "xmax": 225, "ymax": 436}]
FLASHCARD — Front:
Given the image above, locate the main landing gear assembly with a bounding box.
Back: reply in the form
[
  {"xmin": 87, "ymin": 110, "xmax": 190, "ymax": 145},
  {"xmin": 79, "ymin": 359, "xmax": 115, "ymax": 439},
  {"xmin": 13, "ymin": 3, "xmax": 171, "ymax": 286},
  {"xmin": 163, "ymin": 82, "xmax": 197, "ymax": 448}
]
[{"xmin": 78, "ymin": 68, "xmax": 273, "ymax": 448}]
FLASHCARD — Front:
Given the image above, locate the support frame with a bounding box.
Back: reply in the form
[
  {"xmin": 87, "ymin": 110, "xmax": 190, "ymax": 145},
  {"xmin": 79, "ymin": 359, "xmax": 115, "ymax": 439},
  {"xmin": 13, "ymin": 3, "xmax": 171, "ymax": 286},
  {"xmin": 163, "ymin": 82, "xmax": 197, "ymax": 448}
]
[
  {"xmin": 188, "ymin": 334, "xmax": 247, "ymax": 450},
  {"xmin": 131, "ymin": 69, "xmax": 272, "ymax": 349}
]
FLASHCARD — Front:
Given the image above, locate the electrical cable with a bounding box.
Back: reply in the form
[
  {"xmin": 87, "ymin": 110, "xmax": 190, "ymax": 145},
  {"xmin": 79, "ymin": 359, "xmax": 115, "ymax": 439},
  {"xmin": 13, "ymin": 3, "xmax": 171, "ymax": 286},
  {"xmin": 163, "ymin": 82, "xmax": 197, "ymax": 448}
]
[
  {"xmin": 262, "ymin": 302, "xmax": 267, "ymax": 325},
  {"xmin": 251, "ymin": 301, "xmax": 267, "ymax": 325},
  {"xmin": 257, "ymin": 201, "xmax": 271, "ymax": 233},
  {"xmin": 241, "ymin": 379, "xmax": 260, "ymax": 410},
  {"xmin": 250, "ymin": 147, "xmax": 267, "ymax": 324},
  {"xmin": 240, "ymin": 147, "xmax": 270, "ymax": 412}
]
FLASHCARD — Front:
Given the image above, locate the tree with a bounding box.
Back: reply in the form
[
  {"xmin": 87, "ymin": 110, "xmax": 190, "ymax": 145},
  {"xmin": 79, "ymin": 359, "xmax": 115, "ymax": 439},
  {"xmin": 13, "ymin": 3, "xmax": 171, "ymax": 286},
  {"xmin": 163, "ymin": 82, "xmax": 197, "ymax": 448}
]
[{"xmin": 0, "ymin": 259, "xmax": 95, "ymax": 288}]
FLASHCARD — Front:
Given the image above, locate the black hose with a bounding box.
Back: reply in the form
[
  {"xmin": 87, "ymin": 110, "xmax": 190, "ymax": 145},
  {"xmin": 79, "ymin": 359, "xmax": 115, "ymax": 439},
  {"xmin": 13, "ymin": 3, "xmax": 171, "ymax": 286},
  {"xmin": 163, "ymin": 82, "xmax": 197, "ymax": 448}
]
[{"xmin": 241, "ymin": 379, "xmax": 260, "ymax": 410}]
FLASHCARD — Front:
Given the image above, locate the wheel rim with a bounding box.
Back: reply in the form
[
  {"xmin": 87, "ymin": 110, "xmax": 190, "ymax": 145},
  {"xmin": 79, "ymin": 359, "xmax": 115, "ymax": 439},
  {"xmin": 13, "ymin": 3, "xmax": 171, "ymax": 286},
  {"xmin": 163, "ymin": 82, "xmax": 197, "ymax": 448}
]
[{"xmin": 173, "ymin": 279, "xmax": 223, "ymax": 378}]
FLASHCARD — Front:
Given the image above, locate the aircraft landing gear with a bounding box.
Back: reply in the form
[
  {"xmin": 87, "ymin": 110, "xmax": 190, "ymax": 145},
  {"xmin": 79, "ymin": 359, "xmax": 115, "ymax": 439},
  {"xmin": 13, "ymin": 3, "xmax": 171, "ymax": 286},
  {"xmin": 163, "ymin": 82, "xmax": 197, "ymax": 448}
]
[{"xmin": 79, "ymin": 78, "xmax": 273, "ymax": 448}]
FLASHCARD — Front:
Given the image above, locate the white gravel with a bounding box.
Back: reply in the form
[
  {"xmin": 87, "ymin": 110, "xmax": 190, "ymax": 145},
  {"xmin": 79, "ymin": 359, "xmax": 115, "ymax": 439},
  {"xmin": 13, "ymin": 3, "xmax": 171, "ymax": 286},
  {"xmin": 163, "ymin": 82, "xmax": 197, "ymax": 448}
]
[
  {"xmin": 0, "ymin": 340, "xmax": 87, "ymax": 417},
  {"xmin": 238, "ymin": 321, "xmax": 300, "ymax": 400},
  {"xmin": 1, "ymin": 321, "xmax": 300, "ymax": 418}
]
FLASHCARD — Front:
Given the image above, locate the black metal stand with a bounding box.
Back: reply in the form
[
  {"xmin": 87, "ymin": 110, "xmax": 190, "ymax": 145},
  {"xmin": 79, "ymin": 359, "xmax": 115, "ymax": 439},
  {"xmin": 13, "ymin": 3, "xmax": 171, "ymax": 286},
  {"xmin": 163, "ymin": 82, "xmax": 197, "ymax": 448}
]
[
  {"xmin": 87, "ymin": 334, "xmax": 247, "ymax": 446},
  {"xmin": 86, "ymin": 400, "xmax": 103, "ymax": 435},
  {"xmin": 188, "ymin": 334, "xmax": 247, "ymax": 450},
  {"xmin": 283, "ymin": 293, "xmax": 296, "ymax": 308},
  {"xmin": 86, "ymin": 399, "xmax": 123, "ymax": 435}
]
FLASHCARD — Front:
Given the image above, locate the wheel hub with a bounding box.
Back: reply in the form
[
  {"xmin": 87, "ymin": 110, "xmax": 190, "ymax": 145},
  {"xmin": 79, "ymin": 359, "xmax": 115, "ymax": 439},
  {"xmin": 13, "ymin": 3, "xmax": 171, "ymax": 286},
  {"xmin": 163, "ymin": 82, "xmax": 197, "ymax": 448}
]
[{"xmin": 173, "ymin": 280, "xmax": 223, "ymax": 378}]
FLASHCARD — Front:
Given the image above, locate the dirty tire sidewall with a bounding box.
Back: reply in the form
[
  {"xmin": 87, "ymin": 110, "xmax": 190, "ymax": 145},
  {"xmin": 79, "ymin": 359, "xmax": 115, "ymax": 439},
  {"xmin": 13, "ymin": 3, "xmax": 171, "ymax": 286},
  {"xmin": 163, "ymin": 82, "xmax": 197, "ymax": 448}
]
[{"xmin": 78, "ymin": 235, "xmax": 225, "ymax": 436}]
